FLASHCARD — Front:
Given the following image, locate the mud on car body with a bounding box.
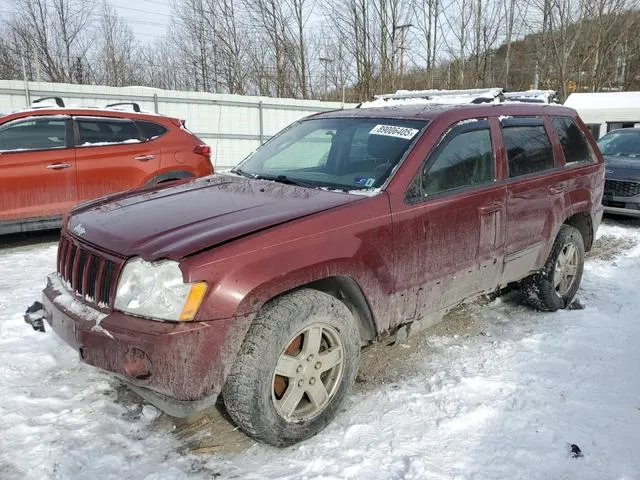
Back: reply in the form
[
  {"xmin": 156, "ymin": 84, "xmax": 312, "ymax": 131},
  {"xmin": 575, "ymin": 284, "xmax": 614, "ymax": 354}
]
[{"xmin": 27, "ymin": 102, "xmax": 604, "ymax": 446}]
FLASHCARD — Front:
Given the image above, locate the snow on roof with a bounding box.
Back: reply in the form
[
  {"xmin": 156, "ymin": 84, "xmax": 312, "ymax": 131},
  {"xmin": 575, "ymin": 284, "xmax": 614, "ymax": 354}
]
[
  {"xmin": 564, "ymin": 91, "xmax": 640, "ymax": 110},
  {"xmin": 359, "ymin": 88, "xmax": 503, "ymax": 108}
]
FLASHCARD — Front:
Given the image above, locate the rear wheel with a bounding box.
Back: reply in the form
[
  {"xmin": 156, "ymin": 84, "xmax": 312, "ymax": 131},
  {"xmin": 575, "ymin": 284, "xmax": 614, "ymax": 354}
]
[
  {"xmin": 523, "ymin": 224, "xmax": 585, "ymax": 311},
  {"xmin": 222, "ymin": 289, "xmax": 360, "ymax": 447}
]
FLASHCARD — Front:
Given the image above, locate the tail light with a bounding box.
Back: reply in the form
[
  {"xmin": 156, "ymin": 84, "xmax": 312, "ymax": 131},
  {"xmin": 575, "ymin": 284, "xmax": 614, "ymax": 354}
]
[
  {"xmin": 194, "ymin": 144, "xmax": 214, "ymax": 172},
  {"xmin": 193, "ymin": 145, "xmax": 211, "ymax": 158}
]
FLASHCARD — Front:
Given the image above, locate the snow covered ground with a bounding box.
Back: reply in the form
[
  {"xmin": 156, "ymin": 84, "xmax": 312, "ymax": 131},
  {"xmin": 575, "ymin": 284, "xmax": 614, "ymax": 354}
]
[{"xmin": 1, "ymin": 219, "xmax": 639, "ymax": 480}]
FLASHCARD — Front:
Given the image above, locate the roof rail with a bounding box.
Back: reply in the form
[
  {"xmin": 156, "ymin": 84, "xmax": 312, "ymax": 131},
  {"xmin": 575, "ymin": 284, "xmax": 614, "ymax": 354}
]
[
  {"xmin": 32, "ymin": 96, "xmax": 65, "ymax": 107},
  {"xmin": 359, "ymin": 88, "xmax": 505, "ymax": 108},
  {"xmin": 105, "ymin": 102, "xmax": 141, "ymax": 112}
]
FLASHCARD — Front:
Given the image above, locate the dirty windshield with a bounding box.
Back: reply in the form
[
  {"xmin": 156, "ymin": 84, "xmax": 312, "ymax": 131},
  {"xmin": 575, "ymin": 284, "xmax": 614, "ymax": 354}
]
[{"xmin": 233, "ymin": 117, "xmax": 428, "ymax": 190}]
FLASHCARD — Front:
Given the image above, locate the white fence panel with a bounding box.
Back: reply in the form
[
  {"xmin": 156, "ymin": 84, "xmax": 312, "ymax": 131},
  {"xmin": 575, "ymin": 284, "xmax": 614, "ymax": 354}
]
[{"xmin": 0, "ymin": 80, "xmax": 355, "ymax": 169}]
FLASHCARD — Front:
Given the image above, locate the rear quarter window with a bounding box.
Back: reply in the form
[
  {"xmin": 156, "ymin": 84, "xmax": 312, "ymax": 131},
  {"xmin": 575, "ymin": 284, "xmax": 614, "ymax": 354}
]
[
  {"xmin": 552, "ymin": 116, "xmax": 596, "ymax": 165},
  {"xmin": 136, "ymin": 121, "xmax": 168, "ymax": 141},
  {"xmin": 501, "ymin": 119, "xmax": 554, "ymax": 177}
]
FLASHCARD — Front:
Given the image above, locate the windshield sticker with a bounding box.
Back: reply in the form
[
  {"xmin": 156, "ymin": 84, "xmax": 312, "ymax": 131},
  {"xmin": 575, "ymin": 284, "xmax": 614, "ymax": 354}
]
[
  {"xmin": 370, "ymin": 124, "xmax": 419, "ymax": 139},
  {"xmin": 354, "ymin": 177, "xmax": 368, "ymax": 186},
  {"xmin": 353, "ymin": 177, "xmax": 377, "ymax": 187}
]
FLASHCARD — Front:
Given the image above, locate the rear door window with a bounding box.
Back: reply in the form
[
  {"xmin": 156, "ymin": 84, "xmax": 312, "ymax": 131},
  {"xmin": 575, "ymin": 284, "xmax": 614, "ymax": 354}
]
[
  {"xmin": 407, "ymin": 119, "xmax": 494, "ymax": 200},
  {"xmin": 552, "ymin": 116, "xmax": 596, "ymax": 165},
  {"xmin": 501, "ymin": 118, "xmax": 554, "ymax": 177},
  {"xmin": 136, "ymin": 121, "xmax": 168, "ymax": 141},
  {"xmin": 0, "ymin": 117, "xmax": 67, "ymax": 152},
  {"xmin": 75, "ymin": 117, "xmax": 142, "ymax": 146}
]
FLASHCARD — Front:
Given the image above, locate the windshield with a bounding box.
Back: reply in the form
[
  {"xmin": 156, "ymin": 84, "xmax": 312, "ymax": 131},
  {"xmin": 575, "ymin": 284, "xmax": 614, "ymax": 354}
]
[
  {"xmin": 597, "ymin": 130, "xmax": 640, "ymax": 158},
  {"xmin": 234, "ymin": 117, "xmax": 428, "ymax": 191}
]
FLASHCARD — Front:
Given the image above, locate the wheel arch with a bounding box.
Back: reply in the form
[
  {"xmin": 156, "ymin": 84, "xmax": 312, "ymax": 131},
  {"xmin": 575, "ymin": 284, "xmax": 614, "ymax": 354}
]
[
  {"xmin": 302, "ymin": 276, "xmax": 377, "ymax": 345},
  {"xmin": 564, "ymin": 211, "xmax": 594, "ymax": 252},
  {"xmin": 250, "ymin": 275, "xmax": 378, "ymax": 346},
  {"xmin": 145, "ymin": 169, "xmax": 195, "ymax": 186}
]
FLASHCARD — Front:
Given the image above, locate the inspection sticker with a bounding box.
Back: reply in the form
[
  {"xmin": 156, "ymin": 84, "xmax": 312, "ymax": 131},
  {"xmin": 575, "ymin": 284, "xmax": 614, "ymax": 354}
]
[{"xmin": 369, "ymin": 124, "xmax": 419, "ymax": 139}]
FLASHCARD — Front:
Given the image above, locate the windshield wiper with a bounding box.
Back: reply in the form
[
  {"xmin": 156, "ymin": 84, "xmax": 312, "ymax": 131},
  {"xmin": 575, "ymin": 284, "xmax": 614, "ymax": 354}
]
[
  {"xmin": 254, "ymin": 174, "xmax": 318, "ymax": 189},
  {"xmin": 231, "ymin": 170, "xmax": 371, "ymax": 192}
]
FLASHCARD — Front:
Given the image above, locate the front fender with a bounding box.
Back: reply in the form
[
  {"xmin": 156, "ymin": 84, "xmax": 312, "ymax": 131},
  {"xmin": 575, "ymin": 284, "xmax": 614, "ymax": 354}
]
[{"xmin": 181, "ymin": 195, "xmax": 395, "ymax": 329}]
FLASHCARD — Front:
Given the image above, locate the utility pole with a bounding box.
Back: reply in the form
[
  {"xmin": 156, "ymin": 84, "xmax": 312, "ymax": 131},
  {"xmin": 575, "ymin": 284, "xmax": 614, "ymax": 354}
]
[
  {"xmin": 21, "ymin": 56, "xmax": 31, "ymax": 105},
  {"xmin": 393, "ymin": 24, "xmax": 412, "ymax": 89},
  {"xmin": 319, "ymin": 57, "xmax": 333, "ymax": 100},
  {"xmin": 397, "ymin": 24, "xmax": 412, "ymax": 88}
]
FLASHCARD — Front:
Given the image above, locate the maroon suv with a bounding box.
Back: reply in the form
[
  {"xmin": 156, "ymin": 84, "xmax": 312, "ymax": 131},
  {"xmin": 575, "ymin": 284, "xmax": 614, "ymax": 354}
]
[{"xmin": 28, "ymin": 102, "xmax": 604, "ymax": 446}]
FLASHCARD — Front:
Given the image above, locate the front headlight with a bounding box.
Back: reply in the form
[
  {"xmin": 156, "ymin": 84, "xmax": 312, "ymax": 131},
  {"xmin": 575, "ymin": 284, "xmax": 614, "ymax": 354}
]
[{"xmin": 114, "ymin": 258, "xmax": 207, "ymax": 321}]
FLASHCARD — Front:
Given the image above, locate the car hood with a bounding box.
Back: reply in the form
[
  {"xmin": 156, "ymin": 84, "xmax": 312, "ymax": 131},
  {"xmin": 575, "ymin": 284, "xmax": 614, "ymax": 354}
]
[
  {"xmin": 68, "ymin": 174, "xmax": 363, "ymax": 261},
  {"xmin": 604, "ymin": 155, "xmax": 640, "ymax": 182}
]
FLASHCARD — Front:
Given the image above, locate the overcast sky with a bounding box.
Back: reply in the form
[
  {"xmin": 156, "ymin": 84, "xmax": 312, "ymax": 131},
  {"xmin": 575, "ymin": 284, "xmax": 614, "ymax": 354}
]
[{"xmin": 107, "ymin": 0, "xmax": 171, "ymax": 46}]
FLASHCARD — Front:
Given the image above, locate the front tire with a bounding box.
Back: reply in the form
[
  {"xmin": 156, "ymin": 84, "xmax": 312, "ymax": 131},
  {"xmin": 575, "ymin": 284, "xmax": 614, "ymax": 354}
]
[
  {"xmin": 222, "ymin": 289, "xmax": 360, "ymax": 447},
  {"xmin": 523, "ymin": 224, "xmax": 585, "ymax": 311}
]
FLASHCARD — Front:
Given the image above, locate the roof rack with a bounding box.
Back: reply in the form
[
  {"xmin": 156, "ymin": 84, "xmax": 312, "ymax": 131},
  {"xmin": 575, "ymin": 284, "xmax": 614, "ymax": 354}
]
[
  {"xmin": 376, "ymin": 88, "xmax": 503, "ymax": 102},
  {"xmin": 105, "ymin": 102, "xmax": 141, "ymax": 112},
  {"xmin": 503, "ymin": 90, "xmax": 560, "ymax": 104},
  {"xmin": 32, "ymin": 96, "xmax": 65, "ymax": 107},
  {"xmin": 359, "ymin": 88, "xmax": 505, "ymax": 108}
]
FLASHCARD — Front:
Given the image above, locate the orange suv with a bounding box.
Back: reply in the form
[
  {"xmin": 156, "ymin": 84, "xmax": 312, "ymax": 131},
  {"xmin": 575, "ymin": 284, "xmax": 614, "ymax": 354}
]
[{"xmin": 0, "ymin": 97, "xmax": 213, "ymax": 235}]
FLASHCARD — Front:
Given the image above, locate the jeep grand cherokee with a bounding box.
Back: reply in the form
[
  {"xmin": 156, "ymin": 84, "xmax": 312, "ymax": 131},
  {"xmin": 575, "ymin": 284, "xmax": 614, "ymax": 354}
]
[{"xmin": 27, "ymin": 102, "xmax": 604, "ymax": 446}]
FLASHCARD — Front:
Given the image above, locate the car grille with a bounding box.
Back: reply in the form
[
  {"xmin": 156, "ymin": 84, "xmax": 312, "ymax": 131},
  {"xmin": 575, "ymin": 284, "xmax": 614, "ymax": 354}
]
[
  {"xmin": 56, "ymin": 232, "xmax": 123, "ymax": 307},
  {"xmin": 604, "ymin": 179, "xmax": 640, "ymax": 198}
]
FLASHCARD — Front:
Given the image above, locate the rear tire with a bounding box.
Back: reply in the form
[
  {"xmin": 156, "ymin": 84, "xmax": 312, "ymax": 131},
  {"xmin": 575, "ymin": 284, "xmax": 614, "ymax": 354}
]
[
  {"xmin": 522, "ymin": 224, "xmax": 585, "ymax": 311},
  {"xmin": 222, "ymin": 289, "xmax": 360, "ymax": 447}
]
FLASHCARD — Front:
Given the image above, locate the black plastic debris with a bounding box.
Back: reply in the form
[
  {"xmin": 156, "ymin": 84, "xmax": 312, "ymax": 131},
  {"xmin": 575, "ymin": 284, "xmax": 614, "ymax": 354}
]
[
  {"xmin": 569, "ymin": 443, "xmax": 583, "ymax": 458},
  {"xmin": 24, "ymin": 301, "xmax": 46, "ymax": 333}
]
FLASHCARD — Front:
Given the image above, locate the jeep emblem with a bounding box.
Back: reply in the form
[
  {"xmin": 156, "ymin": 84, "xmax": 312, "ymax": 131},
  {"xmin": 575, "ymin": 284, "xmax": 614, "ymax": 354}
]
[{"xmin": 72, "ymin": 224, "xmax": 86, "ymax": 236}]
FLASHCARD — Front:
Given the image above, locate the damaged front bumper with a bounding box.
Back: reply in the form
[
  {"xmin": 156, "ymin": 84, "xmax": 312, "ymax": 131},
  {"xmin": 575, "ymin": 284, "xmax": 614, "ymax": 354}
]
[{"xmin": 28, "ymin": 274, "xmax": 254, "ymax": 417}]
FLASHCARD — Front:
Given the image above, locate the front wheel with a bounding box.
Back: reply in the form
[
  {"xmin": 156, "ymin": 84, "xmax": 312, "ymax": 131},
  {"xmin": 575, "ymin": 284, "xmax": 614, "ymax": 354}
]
[
  {"xmin": 523, "ymin": 224, "xmax": 585, "ymax": 311},
  {"xmin": 222, "ymin": 289, "xmax": 360, "ymax": 447}
]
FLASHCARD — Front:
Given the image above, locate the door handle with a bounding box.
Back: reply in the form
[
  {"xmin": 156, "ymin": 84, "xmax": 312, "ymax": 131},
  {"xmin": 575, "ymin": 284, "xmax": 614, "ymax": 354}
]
[
  {"xmin": 479, "ymin": 203, "xmax": 504, "ymax": 215},
  {"xmin": 134, "ymin": 155, "xmax": 155, "ymax": 162},
  {"xmin": 46, "ymin": 163, "xmax": 72, "ymax": 170},
  {"xmin": 548, "ymin": 185, "xmax": 565, "ymax": 195}
]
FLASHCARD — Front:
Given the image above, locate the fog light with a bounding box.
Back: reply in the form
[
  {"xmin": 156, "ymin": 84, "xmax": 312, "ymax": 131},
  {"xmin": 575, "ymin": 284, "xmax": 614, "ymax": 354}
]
[{"xmin": 123, "ymin": 348, "xmax": 152, "ymax": 380}]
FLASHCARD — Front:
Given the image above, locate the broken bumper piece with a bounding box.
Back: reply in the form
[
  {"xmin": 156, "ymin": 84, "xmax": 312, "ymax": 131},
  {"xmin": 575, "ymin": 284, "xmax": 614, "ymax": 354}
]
[{"xmin": 24, "ymin": 301, "xmax": 46, "ymax": 332}]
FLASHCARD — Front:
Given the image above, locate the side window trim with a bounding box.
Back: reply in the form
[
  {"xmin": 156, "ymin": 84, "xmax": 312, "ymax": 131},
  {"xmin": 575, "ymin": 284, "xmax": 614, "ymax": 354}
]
[
  {"xmin": 72, "ymin": 116, "xmax": 145, "ymax": 148},
  {"xmin": 405, "ymin": 118, "xmax": 496, "ymax": 204}
]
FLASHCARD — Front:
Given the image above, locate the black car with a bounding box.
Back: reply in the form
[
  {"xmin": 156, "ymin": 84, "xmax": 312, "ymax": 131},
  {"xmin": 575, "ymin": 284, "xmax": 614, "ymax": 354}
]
[{"xmin": 598, "ymin": 128, "xmax": 640, "ymax": 217}]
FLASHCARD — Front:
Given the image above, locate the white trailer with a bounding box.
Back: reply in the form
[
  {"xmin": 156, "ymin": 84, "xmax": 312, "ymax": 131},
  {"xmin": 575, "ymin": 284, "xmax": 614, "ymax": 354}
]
[{"xmin": 564, "ymin": 92, "xmax": 640, "ymax": 139}]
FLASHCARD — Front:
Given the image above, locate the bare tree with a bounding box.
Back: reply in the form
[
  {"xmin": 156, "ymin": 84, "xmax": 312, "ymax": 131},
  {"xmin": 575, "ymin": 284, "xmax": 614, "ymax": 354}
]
[
  {"xmin": 413, "ymin": 0, "xmax": 441, "ymax": 87},
  {"xmin": 95, "ymin": 2, "xmax": 139, "ymax": 87},
  {"xmin": 9, "ymin": 0, "xmax": 93, "ymax": 83}
]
